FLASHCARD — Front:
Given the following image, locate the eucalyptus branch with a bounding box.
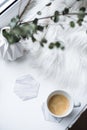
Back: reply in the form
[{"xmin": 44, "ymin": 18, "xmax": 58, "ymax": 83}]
[
  {"xmin": 20, "ymin": 15, "xmax": 54, "ymax": 24},
  {"xmin": 21, "ymin": 12, "xmax": 87, "ymax": 25},
  {"xmin": 19, "ymin": 0, "xmax": 32, "ymax": 19},
  {"xmin": 18, "ymin": 0, "xmax": 22, "ymax": 17},
  {"xmin": 64, "ymin": 12, "xmax": 87, "ymax": 15},
  {"xmin": 2, "ymin": 0, "xmax": 87, "ymax": 50}
]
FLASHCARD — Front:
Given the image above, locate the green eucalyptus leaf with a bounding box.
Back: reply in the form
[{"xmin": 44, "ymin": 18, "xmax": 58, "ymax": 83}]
[
  {"xmin": 54, "ymin": 16, "xmax": 59, "ymax": 23},
  {"xmin": 41, "ymin": 38, "xmax": 47, "ymax": 44},
  {"xmin": 31, "ymin": 35, "xmax": 36, "ymax": 42},
  {"xmin": 70, "ymin": 21, "xmax": 75, "ymax": 28},
  {"xmin": 61, "ymin": 46, "xmax": 65, "ymax": 50},
  {"xmin": 30, "ymin": 23, "xmax": 37, "ymax": 33},
  {"xmin": 21, "ymin": 23, "xmax": 37, "ymax": 37},
  {"xmin": 40, "ymin": 42, "xmax": 44, "ymax": 47},
  {"xmin": 79, "ymin": 7, "xmax": 86, "ymax": 12},
  {"xmin": 37, "ymin": 11, "xmax": 42, "ymax": 15},
  {"xmin": 53, "ymin": 11, "xmax": 59, "ymax": 23},
  {"xmin": 2, "ymin": 29, "xmax": 9, "ymax": 39},
  {"xmin": 20, "ymin": 24, "xmax": 30, "ymax": 38},
  {"xmin": 11, "ymin": 26, "xmax": 22, "ymax": 37},
  {"xmin": 40, "ymin": 38, "xmax": 47, "ymax": 47},
  {"xmin": 77, "ymin": 19, "xmax": 82, "ymax": 26},
  {"xmin": 78, "ymin": 11, "xmax": 85, "ymax": 20},
  {"xmin": 9, "ymin": 16, "xmax": 19, "ymax": 28},
  {"xmin": 55, "ymin": 41, "xmax": 61, "ymax": 48},
  {"xmin": 62, "ymin": 8, "xmax": 69, "ymax": 15},
  {"xmin": 49, "ymin": 43, "xmax": 54, "ymax": 49},
  {"xmin": 46, "ymin": 2, "xmax": 52, "ymax": 6},
  {"xmin": 3, "ymin": 29, "xmax": 20, "ymax": 44},
  {"xmin": 33, "ymin": 18, "xmax": 38, "ymax": 24},
  {"xmin": 9, "ymin": 35, "xmax": 20, "ymax": 44},
  {"xmin": 37, "ymin": 25, "xmax": 44, "ymax": 31}
]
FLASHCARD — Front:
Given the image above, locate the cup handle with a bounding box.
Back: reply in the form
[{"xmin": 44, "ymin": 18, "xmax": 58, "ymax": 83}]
[{"xmin": 74, "ymin": 102, "xmax": 81, "ymax": 108}]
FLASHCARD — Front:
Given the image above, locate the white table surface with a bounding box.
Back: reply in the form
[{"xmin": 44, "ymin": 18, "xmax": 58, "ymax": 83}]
[
  {"xmin": 0, "ymin": 0, "xmax": 87, "ymax": 130},
  {"xmin": 0, "ymin": 53, "xmax": 66, "ymax": 130}
]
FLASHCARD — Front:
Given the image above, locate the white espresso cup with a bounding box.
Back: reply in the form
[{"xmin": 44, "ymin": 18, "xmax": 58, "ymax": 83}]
[{"xmin": 46, "ymin": 90, "xmax": 81, "ymax": 118}]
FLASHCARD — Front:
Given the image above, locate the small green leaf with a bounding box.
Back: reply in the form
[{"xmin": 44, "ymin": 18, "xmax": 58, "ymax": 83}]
[
  {"xmin": 49, "ymin": 43, "xmax": 54, "ymax": 49},
  {"xmin": 37, "ymin": 11, "xmax": 42, "ymax": 15},
  {"xmin": 20, "ymin": 24, "xmax": 31, "ymax": 38},
  {"xmin": 37, "ymin": 25, "xmax": 44, "ymax": 31},
  {"xmin": 53, "ymin": 11, "xmax": 59, "ymax": 23},
  {"xmin": 79, "ymin": 7, "xmax": 86, "ymax": 12},
  {"xmin": 54, "ymin": 17, "xmax": 59, "ymax": 23},
  {"xmin": 40, "ymin": 38, "xmax": 47, "ymax": 47},
  {"xmin": 33, "ymin": 18, "xmax": 38, "ymax": 24},
  {"xmin": 70, "ymin": 21, "xmax": 75, "ymax": 28},
  {"xmin": 9, "ymin": 16, "xmax": 19, "ymax": 28},
  {"xmin": 3, "ymin": 29, "xmax": 20, "ymax": 44},
  {"xmin": 40, "ymin": 43, "xmax": 44, "ymax": 47},
  {"xmin": 55, "ymin": 11, "xmax": 59, "ymax": 16},
  {"xmin": 28, "ymin": 23, "xmax": 37, "ymax": 34},
  {"xmin": 41, "ymin": 38, "xmax": 47, "ymax": 44},
  {"xmin": 61, "ymin": 46, "xmax": 65, "ymax": 50},
  {"xmin": 11, "ymin": 26, "xmax": 22, "ymax": 37},
  {"xmin": 77, "ymin": 19, "xmax": 82, "ymax": 26},
  {"xmin": 78, "ymin": 11, "xmax": 85, "ymax": 20},
  {"xmin": 55, "ymin": 42, "xmax": 61, "ymax": 48},
  {"xmin": 46, "ymin": 2, "xmax": 52, "ymax": 6},
  {"xmin": 31, "ymin": 35, "xmax": 36, "ymax": 42},
  {"xmin": 62, "ymin": 8, "xmax": 69, "ymax": 15}
]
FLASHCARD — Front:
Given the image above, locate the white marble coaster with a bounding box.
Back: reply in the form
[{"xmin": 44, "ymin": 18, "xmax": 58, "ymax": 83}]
[{"xmin": 14, "ymin": 74, "xmax": 40, "ymax": 101}]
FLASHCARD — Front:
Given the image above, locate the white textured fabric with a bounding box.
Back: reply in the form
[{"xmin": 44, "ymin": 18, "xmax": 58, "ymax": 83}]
[
  {"xmin": 21, "ymin": 0, "xmax": 87, "ymax": 104},
  {"xmin": 14, "ymin": 74, "xmax": 40, "ymax": 101}
]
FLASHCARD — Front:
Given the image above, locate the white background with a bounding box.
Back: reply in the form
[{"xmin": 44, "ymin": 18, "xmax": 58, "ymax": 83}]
[{"xmin": 0, "ymin": 0, "xmax": 87, "ymax": 130}]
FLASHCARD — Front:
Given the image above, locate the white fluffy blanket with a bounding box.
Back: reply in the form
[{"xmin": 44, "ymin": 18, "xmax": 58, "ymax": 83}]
[{"xmin": 24, "ymin": 0, "xmax": 87, "ymax": 103}]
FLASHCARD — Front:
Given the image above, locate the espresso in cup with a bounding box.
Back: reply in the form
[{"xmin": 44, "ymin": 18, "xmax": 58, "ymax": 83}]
[
  {"xmin": 48, "ymin": 94, "xmax": 70, "ymax": 116},
  {"xmin": 46, "ymin": 90, "xmax": 74, "ymax": 118}
]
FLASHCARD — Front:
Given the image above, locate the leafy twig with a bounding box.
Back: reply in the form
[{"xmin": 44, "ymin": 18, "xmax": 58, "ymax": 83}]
[
  {"xmin": 2, "ymin": 0, "xmax": 87, "ymax": 50},
  {"xmin": 21, "ymin": 12, "xmax": 87, "ymax": 25}
]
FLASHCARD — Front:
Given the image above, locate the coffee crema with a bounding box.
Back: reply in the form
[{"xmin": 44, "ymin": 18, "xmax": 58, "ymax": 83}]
[{"xmin": 48, "ymin": 94, "xmax": 70, "ymax": 116}]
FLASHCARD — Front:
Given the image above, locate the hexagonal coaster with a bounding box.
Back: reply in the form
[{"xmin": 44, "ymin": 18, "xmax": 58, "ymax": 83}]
[{"xmin": 14, "ymin": 74, "xmax": 40, "ymax": 101}]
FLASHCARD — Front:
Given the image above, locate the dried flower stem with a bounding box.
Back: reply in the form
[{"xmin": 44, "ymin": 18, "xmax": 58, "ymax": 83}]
[{"xmin": 19, "ymin": 0, "xmax": 32, "ymax": 19}]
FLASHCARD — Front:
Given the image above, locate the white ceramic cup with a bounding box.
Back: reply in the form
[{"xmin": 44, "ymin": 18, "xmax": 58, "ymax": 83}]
[{"xmin": 46, "ymin": 90, "xmax": 81, "ymax": 118}]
